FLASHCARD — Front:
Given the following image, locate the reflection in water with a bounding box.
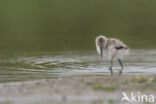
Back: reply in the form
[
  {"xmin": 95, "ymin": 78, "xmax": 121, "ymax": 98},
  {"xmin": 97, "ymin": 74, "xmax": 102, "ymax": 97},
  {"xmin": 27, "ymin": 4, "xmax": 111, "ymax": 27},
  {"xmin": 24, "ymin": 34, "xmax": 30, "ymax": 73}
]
[{"xmin": 0, "ymin": 49, "xmax": 155, "ymax": 82}]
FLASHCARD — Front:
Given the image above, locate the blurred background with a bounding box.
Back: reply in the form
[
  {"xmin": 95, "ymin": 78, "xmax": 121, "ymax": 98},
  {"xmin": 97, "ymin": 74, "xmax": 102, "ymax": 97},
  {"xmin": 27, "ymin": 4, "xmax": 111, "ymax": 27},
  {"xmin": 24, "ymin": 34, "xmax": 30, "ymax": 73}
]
[{"xmin": 0, "ymin": 0, "xmax": 156, "ymax": 51}]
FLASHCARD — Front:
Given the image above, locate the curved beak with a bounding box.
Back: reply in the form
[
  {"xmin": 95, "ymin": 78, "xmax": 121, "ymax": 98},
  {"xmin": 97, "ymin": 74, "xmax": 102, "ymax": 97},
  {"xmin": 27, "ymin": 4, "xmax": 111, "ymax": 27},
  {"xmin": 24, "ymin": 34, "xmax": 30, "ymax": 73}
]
[{"xmin": 100, "ymin": 47, "xmax": 103, "ymax": 58}]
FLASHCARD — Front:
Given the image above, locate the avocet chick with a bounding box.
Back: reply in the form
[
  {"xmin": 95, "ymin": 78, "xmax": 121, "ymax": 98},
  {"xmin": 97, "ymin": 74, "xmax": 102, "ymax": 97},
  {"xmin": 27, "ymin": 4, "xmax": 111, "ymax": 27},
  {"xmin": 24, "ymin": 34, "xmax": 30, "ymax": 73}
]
[{"xmin": 95, "ymin": 35, "xmax": 129, "ymax": 75}]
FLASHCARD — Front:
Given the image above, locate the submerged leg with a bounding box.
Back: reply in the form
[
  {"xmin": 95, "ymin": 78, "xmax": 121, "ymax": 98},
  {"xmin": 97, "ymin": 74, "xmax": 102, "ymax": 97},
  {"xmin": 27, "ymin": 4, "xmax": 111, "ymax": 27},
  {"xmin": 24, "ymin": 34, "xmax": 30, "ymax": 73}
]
[
  {"xmin": 117, "ymin": 58, "xmax": 123, "ymax": 75},
  {"xmin": 109, "ymin": 59, "xmax": 113, "ymax": 75}
]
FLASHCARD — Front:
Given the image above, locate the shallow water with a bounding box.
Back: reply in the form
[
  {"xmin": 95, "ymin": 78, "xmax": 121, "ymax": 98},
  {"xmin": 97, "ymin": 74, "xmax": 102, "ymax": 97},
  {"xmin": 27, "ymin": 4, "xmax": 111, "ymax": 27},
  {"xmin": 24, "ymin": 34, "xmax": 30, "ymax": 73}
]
[{"xmin": 0, "ymin": 49, "xmax": 156, "ymax": 83}]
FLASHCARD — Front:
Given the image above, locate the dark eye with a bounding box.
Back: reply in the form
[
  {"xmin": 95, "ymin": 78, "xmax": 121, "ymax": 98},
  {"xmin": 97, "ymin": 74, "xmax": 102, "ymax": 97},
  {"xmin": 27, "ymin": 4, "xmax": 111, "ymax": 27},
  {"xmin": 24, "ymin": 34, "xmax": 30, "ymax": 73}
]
[{"xmin": 99, "ymin": 38, "xmax": 104, "ymax": 44}]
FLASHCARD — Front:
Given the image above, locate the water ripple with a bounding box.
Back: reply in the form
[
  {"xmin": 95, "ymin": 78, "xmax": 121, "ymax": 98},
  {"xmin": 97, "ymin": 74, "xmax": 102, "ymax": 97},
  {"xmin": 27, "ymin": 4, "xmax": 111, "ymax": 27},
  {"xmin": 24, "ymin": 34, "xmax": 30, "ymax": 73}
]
[{"xmin": 0, "ymin": 49, "xmax": 155, "ymax": 82}]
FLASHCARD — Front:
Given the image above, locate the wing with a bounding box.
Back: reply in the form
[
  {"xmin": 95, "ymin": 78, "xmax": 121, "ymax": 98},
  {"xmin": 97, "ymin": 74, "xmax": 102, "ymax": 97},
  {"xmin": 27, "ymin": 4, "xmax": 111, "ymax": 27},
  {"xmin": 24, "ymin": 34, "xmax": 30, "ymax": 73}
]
[
  {"xmin": 108, "ymin": 38, "xmax": 129, "ymax": 58},
  {"xmin": 109, "ymin": 38, "xmax": 128, "ymax": 50}
]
